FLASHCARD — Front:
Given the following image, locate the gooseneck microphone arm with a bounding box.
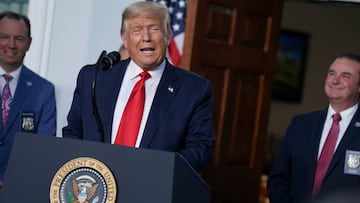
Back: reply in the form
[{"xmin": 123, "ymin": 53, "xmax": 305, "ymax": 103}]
[
  {"xmin": 92, "ymin": 50, "xmax": 121, "ymax": 142},
  {"xmin": 92, "ymin": 50, "xmax": 106, "ymax": 142}
]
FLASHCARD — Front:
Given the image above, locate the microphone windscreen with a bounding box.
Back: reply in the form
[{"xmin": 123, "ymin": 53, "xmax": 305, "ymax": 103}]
[{"xmin": 101, "ymin": 51, "xmax": 120, "ymax": 71}]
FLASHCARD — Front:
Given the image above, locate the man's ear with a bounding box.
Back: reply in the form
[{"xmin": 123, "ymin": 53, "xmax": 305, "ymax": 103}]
[
  {"xmin": 121, "ymin": 34, "xmax": 127, "ymax": 49},
  {"xmin": 26, "ymin": 36, "xmax": 32, "ymax": 51},
  {"xmin": 166, "ymin": 34, "xmax": 171, "ymax": 46}
]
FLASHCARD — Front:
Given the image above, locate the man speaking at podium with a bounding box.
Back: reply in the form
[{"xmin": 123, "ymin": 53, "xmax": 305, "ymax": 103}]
[{"xmin": 63, "ymin": 1, "xmax": 216, "ymax": 173}]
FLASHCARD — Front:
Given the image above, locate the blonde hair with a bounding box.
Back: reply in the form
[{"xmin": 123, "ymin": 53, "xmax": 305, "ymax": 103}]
[{"xmin": 120, "ymin": 1, "xmax": 172, "ymax": 40}]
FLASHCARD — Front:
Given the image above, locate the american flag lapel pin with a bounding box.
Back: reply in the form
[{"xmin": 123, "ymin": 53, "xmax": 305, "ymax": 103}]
[
  {"xmin": 354, "ymin": 122, "xmax": 360, "ymax": 127},
  {"xmin": 168, "ymin": 86, "xmax": 174, "ymax": 93}
]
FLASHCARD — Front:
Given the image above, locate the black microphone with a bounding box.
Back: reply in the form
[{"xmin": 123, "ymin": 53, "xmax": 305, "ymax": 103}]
[
  {"xmin": 96, "ymin": 50, "xmax": 107, "ymax": 66},
  {"xmin": 98, "ymin": 51, "xmax": 121, "ymax": 71},
  {"xmin": 92, "ymin": 50, "xmax": 119, "ymax": 142}
]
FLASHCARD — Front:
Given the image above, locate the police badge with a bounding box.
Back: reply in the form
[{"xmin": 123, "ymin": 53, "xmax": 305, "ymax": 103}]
[
  {"xmin": 348, "ymin": 154, "xmax": 360, "ymax": 169},
  {"xmin": 21, "ymin": 112, "xmax": 35, "ymax": 132},
  {"xmin": 344, "ymin": 150, "xmax": 360, "ymax": 175},
  {"xmin": 50, "ymin": 157, "xmax": 117, "ymax": 203}
]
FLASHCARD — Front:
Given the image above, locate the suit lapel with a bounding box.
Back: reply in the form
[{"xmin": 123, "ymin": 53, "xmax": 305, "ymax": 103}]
[
  {"xmin": 5, "ymin": 68, "xmax": 33, "ymax": 133},
  {"xmin": 98, "ymin": 61, "xmax": 128, "ymax": 143},
  {"xmin": 311, "ymin": 110, "xmax": 327, "ymax": 157},
  {"xmin": 140, "ymin": 62, "xmax": 178, "ymax": 147},
  {"xmin": 326, "ymin": 107, "xmax": 360, "ymax": 176},
  {"xmin": 308, "ymin": 110, "xmax": 328, "ymax": 186}
]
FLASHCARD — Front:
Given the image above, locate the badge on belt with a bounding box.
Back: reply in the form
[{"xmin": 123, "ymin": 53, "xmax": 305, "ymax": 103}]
[
  {"xmin": 344, "ymin": 150, "xmax": 360, "ymax": 175},
  {"xmin": 21, "ymin": 112, "xmax": 35, "ymax": 132}
]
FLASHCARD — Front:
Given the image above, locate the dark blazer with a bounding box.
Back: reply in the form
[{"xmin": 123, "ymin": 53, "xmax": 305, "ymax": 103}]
[
  {"xmin": 268, "ymin": 107, "xmax": 360, "ymax": 203},
  {"xmin": 0, "ymin": 66, "xmax": 56, "ymax": 181},
  {"xmin": 62, "ymin": 59, "xmax": 216, "ymax": 173}
]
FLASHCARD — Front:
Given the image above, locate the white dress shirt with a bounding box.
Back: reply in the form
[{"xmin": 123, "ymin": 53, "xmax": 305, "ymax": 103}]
[
  {"xmin": 317, "ymin": 103, "xmax": 358, "ymax": 158},
  {"xmin": 0, "ymin": 66, "xmax": 22, "ymax": 97},
  {"xmin": 111, "ymin": 60, "xmax": 165, "ymax": 147}
]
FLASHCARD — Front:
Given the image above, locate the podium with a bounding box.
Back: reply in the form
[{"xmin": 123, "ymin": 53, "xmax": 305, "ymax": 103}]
[{"xmin": 0, "ymin": 133, "xmax": 210, "ymax": 202}]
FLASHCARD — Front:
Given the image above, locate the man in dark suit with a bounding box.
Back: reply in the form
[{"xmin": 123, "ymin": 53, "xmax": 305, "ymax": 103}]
[
  {"xmin": 62, "ymin": 1, "xmax": 215, "ymax": 173},
  {"xmin": 0, "ymin": 11, "xmax": 56, "ymax": 189},
  {"xmin": 268, "ymin": 53, "xmax": 360, "ymax": 203}
]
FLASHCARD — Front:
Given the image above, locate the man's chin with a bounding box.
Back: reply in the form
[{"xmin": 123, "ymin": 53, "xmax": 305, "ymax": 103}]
[{"xmin": 3, "ymin": 61, "xmax": 21, "ymax": 69}]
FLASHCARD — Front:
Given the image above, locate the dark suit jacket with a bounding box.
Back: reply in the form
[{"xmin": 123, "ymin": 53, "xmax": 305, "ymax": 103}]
[
  {"xmin": 62, "ymin": 59, "xmax": 216, "ymax": 173},
  {"xmin": 0, "ymin": 66, "xmax": 56, "ymax": 181},
  {"xmin": 268, "ymin": 107, "xmax": 360, "ymax": 203}
]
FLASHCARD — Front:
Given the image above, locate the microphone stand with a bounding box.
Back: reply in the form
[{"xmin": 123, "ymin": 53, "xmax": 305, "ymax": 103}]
[{"xmin": 92, "ymin": 50, "xmax": 107, "ymax": 142}]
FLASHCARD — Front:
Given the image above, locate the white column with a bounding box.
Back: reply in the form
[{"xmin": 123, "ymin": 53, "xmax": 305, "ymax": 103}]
[{"xmin": 25, "ymin": 0, "xmax": 55, "ymax": 77}]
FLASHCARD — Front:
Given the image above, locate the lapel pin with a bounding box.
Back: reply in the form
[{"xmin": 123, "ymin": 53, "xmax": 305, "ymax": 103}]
[
  {"xmin": 354, "ymin": 122, "xmax": 360, "ymax": 127},
  {"xmin": 167, "ymin": 86, "xmax": 174, "ymax": 93},
  {"xmin": 26, "ymin": 81, "xmax": 32, "ymax": 86}
]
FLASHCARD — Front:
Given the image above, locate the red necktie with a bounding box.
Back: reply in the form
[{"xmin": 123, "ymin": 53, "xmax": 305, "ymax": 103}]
[
  {"xmin": 312, "ymin": 113, "xmax": 342, "ymax": 197},
  {"xmin": 114, "ymin": 71, "xmax": 151, "ymax": 147},
  {"xmin": 1, "ymin": 74, "xmax": 13, "ymax": 127}
]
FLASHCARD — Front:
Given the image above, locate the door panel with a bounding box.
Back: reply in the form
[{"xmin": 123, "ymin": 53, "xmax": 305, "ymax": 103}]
[{"xmin": 182, "ymin": 0, "xmax": 283, "ymax": 202}]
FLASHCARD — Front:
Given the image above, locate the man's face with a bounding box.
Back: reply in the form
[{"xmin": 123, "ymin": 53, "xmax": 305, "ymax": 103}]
[
  {"xmin": 122, "ymin": 14, "xmax": 170, "ymax": 70},
  {"xmin": 324, "ymin": 57, "xmax": 360, "ymax": 107},
  {"xmin": 0, "ymin": 17, "xmax": 31, "ymax": 72}
]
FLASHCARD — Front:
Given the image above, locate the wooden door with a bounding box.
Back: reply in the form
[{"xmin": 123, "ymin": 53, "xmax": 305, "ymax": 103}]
[{"xmin": 181, "ymin": 0, "xmax": 283, "ymax": 202}]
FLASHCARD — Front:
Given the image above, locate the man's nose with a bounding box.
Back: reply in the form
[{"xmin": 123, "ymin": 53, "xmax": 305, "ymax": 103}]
[{"xmin": 142, "ymin": 30, "xmax": 151, "ymax": 42}]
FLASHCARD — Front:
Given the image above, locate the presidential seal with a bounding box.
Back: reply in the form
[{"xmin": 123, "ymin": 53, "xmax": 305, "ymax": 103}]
[{"xmin": 50, "ymin": 157, "xmax": 117, "ymax": 203}]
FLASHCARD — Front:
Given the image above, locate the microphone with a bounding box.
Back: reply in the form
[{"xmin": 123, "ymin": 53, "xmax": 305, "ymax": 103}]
[
  {"xmin": 96, "ymin": 50, "xmax": 107, "ymax": 66},
  {"xmin": 92, "ymin": 50, "xmax": 120, "ymax": 142},
  {"xmin": 98, "ymin": 51, "xmax": 121, "ymax": 71}
]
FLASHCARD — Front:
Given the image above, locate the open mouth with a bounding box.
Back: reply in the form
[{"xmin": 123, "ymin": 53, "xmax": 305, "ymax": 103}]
[{"xmin": 140, "ymin": 47, "xmax": 155, "ymax": 52}]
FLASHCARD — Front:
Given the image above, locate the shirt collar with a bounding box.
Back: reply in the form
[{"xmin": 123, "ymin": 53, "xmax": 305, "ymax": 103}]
[
  {"xmin": 0, "ymin": 66, "xmax": 22, "ymax": 83},
  {"xmin": 127, "ymin": 60, "xmax": 165, "ymax": 80},
  {"xmin": 327, "ymin": 103, "xmax": 358, "ymax": 121}
]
